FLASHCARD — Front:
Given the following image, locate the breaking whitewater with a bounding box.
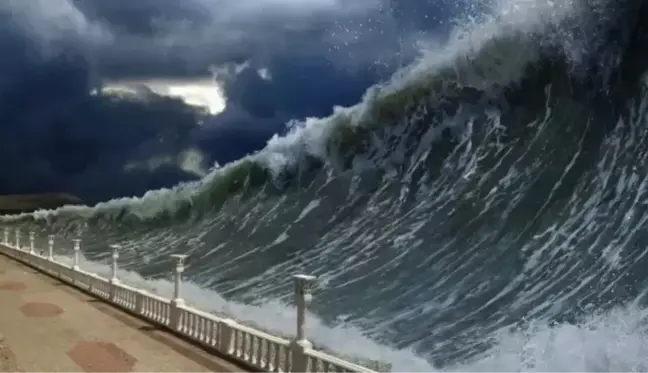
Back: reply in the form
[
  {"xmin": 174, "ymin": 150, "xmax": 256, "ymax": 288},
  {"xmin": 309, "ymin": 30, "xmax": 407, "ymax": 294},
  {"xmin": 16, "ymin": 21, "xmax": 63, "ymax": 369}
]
[{"xmin": 4, "ymin": 0, "xmax": 648, "ymax": 371}]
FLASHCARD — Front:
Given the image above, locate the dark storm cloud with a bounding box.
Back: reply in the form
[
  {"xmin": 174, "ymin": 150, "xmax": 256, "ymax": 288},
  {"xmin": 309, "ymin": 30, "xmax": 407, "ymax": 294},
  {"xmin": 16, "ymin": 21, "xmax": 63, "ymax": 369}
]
[
  {"xmin": 8, "ymin": 0, "xmax": 395, "ymax": 77},
  {"xmin": 0, "ymin": 0, "xmax": 465, "ymax": 204}
]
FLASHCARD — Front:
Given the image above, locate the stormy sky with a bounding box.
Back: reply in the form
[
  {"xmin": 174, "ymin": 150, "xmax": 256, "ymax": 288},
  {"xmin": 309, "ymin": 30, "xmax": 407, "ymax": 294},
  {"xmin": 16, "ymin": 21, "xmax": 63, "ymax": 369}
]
[{"xmin": 0, "ymin": 0, "xmax": 473, "ymax": 203}]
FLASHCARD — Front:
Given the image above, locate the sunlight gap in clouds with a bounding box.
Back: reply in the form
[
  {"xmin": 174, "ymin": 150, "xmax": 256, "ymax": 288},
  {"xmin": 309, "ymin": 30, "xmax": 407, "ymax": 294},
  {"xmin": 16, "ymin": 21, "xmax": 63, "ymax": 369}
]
[{"xmin": 94, "ymin": 78, "xmax": 227, "ymax": 115}]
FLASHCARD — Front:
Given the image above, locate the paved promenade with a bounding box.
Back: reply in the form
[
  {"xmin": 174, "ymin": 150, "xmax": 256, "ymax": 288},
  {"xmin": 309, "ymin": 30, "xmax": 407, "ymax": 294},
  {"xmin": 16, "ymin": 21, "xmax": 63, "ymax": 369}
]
[{"xmin": 0, "ymin": 254, "xmax": 245, "ymax": 372}]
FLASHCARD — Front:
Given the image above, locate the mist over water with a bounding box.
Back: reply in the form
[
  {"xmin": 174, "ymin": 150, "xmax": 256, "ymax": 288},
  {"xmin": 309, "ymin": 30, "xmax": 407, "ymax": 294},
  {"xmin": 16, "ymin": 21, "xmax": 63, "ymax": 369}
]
[{"xmin": 4, "ymin": 0, "xmax": 648, "ymax": 371}]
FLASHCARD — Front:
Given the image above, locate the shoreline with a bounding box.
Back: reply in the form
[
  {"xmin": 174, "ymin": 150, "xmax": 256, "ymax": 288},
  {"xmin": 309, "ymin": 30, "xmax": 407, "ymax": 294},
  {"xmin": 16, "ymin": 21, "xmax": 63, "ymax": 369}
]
[{"xmin": 0, "ymin": 193, "xmax": 84, "ymax": 214}]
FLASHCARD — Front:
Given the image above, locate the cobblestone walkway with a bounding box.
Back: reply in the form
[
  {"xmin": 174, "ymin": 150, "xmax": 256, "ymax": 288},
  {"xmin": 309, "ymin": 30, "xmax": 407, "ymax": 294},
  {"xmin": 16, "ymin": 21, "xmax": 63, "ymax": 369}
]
[{"xmin": 0, "ymin": 255, "xmax": 243, "ymax": 372}]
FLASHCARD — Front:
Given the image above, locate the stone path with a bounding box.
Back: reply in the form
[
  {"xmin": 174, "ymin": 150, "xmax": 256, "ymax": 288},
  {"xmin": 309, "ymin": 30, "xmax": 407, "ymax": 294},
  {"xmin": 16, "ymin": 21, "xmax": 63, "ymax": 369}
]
[{"xmin": 0, "ymin": 255, "xmax": 245, "ymax": 372}]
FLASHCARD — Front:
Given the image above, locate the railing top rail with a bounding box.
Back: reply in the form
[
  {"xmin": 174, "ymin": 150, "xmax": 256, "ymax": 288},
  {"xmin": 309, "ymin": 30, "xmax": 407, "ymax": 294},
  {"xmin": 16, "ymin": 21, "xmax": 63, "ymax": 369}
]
[
  {"xmin": 76, "ymin": 268, "xmax": 102, "ymax": 279},
  {"xmin": 306, "ymin": 348, "xmax": 379, "ymax": 372},
  {"xmin": 114, "ymin": 282, "xmax": 169, "ymax": 301}
]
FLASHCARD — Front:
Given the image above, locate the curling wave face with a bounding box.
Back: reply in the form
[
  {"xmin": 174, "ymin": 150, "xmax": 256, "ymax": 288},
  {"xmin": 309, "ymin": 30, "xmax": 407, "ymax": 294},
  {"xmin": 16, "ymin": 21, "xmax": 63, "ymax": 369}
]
[{"xmin": 5, "ymin": 0, "xmax": 648, "ymax": 370}]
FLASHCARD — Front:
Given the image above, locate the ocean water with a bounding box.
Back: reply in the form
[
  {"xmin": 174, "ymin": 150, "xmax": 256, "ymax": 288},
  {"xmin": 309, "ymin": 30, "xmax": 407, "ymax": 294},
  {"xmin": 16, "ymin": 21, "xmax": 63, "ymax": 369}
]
[{"xmin": 4, "ymin": 0, "xmax": 648, "ymax": 371}]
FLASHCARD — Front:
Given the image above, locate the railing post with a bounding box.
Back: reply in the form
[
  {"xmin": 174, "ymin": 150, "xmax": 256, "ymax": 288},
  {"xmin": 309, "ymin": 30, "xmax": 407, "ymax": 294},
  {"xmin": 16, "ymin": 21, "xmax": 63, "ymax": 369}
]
[
  {"xmin": 290, "ymin": 274, "xmax": 316, "ymax": 372},
  {"xmin": 47, "ymin": 235, "xmax": 54, "ymax": 261},
  {"xmin": 14, "ymin": 228, "xmax": 20, "ymax": 249},
  {"xmin": 170, "ymin": 254, "xmax": 187, "ymax": 330},
  {"xmin": 3, "ymin": 227, "xmax": 8, "ymax": 245},
  {"xmin": 29, "ymin": 231, "xmax": 35, "ymax": 254},
  {"xmin": 109, "ymin": 244, "xmax": 121, "ymax": 301},
  {"xmin": 72, "ymin": 239, "xmax": 81, "ymax": 271}
]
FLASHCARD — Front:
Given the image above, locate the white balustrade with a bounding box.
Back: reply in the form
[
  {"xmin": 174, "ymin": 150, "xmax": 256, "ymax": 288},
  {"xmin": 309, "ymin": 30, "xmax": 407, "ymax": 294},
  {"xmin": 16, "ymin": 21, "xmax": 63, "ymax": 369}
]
[{"xmin": 0, "ymin": 228, "xmax": 385, "ymax": 372}]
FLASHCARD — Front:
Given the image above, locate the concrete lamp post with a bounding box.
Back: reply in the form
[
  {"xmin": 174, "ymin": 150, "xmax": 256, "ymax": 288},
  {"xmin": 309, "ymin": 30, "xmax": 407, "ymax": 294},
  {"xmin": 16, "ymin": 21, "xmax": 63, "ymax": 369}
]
[
  {"xmin": 109, "ymin": 244, "xmax": 121, "ymax": 284},
  {"xmin": 170, "ymin": 254, "xmax": 188, "ymax": 329},
  {"xmin": 47, "ymin": 235, "xmax": 55, "ymax": 261},
  {"xmin": 290, "ymin": 274, "xmax": 316, "ymax": 372},
  {"xmin": 72, "ymin": 239, "xmax": 81, "ymax": 271}
]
